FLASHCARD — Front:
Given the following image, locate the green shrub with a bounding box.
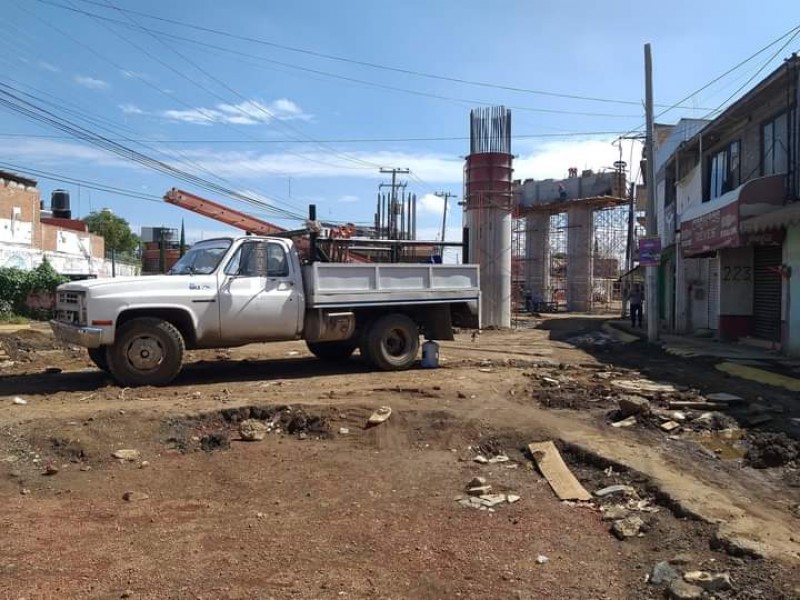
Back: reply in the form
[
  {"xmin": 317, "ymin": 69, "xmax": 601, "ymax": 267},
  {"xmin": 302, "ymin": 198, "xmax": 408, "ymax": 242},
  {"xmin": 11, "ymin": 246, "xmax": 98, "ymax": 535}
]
[{"xmin": 0, "ymin": 259, "xmax": 68, "ymax": 319}]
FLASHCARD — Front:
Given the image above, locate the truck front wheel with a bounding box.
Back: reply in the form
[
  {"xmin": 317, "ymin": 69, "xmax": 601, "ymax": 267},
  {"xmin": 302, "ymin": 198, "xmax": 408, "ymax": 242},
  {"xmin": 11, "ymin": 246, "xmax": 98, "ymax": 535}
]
[
  {"xmin": 361, "ymin": 314, "xmax": 420, "ymax": 371},
  {"xmin": 87, "ymin": 347, "xmax": 109, "ymax": 372},
  {"xmin": 306, "ymin": 340, "xmax": 357, "ymax": 361},
  {"xmin": 107, "ymin": 317, "xmax": 185, "ymax": 386}
]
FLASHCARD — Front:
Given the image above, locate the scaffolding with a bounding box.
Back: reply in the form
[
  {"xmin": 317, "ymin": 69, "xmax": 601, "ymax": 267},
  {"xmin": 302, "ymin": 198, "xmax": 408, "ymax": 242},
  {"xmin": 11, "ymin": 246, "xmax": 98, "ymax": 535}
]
[{"xmin": 590, "ymin": 205, "xmax": 630, "ymax": 313}]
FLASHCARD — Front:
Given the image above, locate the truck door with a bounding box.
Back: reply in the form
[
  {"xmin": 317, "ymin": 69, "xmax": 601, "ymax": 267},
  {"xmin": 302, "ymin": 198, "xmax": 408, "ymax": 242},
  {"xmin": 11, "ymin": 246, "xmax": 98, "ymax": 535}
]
[{"xmin": 218, "ymin": 240, "xmax": 302, "ymax": 342}]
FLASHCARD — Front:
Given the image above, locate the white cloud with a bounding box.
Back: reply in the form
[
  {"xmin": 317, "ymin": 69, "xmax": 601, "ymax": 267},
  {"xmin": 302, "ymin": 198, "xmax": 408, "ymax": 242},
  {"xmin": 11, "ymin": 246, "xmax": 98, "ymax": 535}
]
[
  {"xmin": 159, "ymin": 99, "xmax": 310, "ymax": 126},
  {"xmin": 119, "ymin": 103, "xmax": 144, "ymax": 115},
  {"xmin": 1, "ymin": 138, "xmax": 134, "ymax": 169},
  {"xmin": 74, "ymin": 75, "xmax": 109, "ymax": 90},
  {"xmin": 339, "ymin": 195, "xmax": 359, "ymax": 203},
  {"xmin": 120, "ymin": 69, "xmax": 147, "ymax": 80},
  {"xmin": 37, "ymin": 61, "xmax": 60, "ymax": 73},
  {"xmin": 418, "ymin": 192, "xmax": 445, "ymax": 216},
  {"xmin": 514, "ymin": 138, "xmax": 642, "ymax": 181}
]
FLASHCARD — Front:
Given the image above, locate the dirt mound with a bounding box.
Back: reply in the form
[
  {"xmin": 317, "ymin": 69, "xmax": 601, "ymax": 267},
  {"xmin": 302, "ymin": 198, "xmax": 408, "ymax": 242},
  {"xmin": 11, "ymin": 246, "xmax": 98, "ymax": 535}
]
[
  {"xmin": 0, "ymin": 329, "xmax": 65, "ymax": 360},
  {"xmin": 745, "ymin": 432, "xmax": 800, "ymax": 468}
]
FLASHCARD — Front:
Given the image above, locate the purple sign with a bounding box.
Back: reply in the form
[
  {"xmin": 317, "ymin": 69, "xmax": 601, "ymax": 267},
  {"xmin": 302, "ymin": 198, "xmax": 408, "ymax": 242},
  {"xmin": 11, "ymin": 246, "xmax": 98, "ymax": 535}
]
[{"xmin": 638, "ymin": 237, "xmax": 661, "ymax": 267}]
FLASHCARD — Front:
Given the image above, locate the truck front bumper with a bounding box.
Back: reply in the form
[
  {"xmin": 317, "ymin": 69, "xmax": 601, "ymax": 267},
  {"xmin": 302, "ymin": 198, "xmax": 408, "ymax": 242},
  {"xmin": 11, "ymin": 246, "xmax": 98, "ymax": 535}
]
[{"xmin": 49, "ymin": 320, "xmax": 104, "ymax": 349}]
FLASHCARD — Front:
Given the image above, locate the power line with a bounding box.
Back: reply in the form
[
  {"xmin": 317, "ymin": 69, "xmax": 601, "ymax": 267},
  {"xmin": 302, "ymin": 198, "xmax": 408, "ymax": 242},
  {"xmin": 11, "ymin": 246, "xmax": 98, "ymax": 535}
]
[
  {"xmin": 0, "ymin": 130, "xmax": 630, "ymax": 143},
  {"xmin": 7, "ymin": 1, "xmax": 308, "ymax": 216},
  {"xmin": 0, "ymin": 81, "xmax": 307, "ymax": 221},
  {"xmin": 39, "ymin": 0, "xmax": 717, "ymax": 110},
  {"xmin": 617, "ymin": 23, "xmax": 800, "ymax": 139},
  {"xmin": 93, "ymin": 0, "xmax": 380, "ymax": 171},
  {"xmin": 699, "ymin": 28, "xmax": 800, "ymax": 122}
]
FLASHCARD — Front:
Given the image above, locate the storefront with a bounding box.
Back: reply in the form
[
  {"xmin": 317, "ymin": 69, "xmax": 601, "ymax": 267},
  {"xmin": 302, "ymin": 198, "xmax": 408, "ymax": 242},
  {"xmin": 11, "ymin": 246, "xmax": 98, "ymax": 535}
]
[{"xmin": 679, "ymin": 174, "xmax": 785, "ymax": 339}]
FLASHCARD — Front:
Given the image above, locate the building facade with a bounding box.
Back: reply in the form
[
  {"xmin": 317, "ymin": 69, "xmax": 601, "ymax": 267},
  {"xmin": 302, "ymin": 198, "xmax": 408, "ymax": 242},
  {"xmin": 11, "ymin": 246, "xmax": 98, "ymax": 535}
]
[
  {"xmin": 656, "ymin": 55, "xmax": 799, "ymax": 352},
  {"xmin": 0, "ymin": 170, "xmax": 139, "ymax": 278}
]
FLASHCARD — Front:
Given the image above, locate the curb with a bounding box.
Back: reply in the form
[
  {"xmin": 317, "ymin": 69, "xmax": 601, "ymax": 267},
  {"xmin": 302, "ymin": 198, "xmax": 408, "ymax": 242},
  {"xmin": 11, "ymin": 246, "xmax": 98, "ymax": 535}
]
[{"xmin": 716, "ymin": 361, "xmax": 800, "ymax": 392}]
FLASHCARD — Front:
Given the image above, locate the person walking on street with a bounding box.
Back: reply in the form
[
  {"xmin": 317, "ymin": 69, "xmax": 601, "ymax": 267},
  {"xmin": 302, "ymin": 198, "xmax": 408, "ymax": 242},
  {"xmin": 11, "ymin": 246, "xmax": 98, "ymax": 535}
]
[{"xmin": 628, "ymin": 284, "xmax": 644, "ymax": 328}]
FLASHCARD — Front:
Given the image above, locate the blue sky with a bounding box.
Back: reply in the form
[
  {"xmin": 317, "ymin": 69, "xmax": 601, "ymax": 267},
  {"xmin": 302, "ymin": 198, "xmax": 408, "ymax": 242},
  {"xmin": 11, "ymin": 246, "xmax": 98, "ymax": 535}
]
[{"xmin": 1, "ymin": 0, "xmax": 797, "ymax": 250}]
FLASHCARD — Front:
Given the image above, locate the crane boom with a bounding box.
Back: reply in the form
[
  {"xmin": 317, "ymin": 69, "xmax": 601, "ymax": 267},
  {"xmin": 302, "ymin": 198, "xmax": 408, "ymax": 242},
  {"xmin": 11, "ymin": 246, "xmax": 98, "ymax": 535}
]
[{"xmin": 164, "ymin": 188, "xmax": 285, "ymax": 236}]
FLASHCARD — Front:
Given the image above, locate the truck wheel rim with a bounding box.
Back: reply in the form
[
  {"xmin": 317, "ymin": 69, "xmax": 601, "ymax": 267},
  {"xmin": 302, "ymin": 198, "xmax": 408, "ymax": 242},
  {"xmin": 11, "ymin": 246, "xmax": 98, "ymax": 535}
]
[
  {"xmin": 126, "ymin": 336, "xmax": 163, "ymax": 371},
  {"xmin": 384, "ymin": 328, "xmax": 408, "ymax": 357}
]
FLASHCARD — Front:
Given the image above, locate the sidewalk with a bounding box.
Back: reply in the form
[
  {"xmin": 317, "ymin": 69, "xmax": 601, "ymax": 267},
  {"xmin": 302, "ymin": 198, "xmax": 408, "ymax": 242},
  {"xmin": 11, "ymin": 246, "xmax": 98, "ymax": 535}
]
[{"xmin": 606, "ymin": 319, "xmax": 800, "ymax": 391}]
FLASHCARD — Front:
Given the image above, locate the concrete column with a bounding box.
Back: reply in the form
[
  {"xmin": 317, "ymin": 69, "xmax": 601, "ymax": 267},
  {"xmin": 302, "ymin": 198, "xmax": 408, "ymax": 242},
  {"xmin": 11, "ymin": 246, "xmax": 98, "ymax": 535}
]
[
  {"xmin": 566, "ymin": 205, "xmax": 593, "ymax": 312},
  {"xmin": 468, "ymin": 206, "xmax": 512, "ymax": 328},
  {"xmin": 524, "ymin": 213, "xmax": 550, "ymax": 300}
]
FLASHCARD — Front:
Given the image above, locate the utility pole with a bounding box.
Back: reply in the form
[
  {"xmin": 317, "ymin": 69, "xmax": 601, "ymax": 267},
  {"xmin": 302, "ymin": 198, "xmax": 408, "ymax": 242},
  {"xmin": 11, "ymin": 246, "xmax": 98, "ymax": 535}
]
[
  {"xmin": 379, "ymin": 167, "xmax": 409, "ymax": 240},
  {"xmin": 435, "ymin": 191, "xmax": 456, "ymax": 258},
  {"xmin": 644, "ymin": 43, "xmax": 659, "ymax": 343}
]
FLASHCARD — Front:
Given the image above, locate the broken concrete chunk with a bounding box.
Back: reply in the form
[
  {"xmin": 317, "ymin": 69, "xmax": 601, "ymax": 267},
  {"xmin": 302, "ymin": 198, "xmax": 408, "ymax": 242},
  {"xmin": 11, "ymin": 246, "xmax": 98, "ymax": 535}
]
[
  {"xmin": 506, "ymin": 494, "xmax": 521, "ymax": 504},
  {"xmin": 112, "ymin": 449, "xmax": 140, "ymax": 461},
  {"xmin": 660, "ymin": 421, "xmax": 681, "ymax": 432},
  {"xmin": 611, "ymin": 416, "xmax": 637, "ymax": 428},
  {"xmin": 478, "ymin": 494, "xmax": 507, "ymax": 507},
  {"xmin": 649, "ymin": 561, "xmax": 679, "ymax": 586},
  {"xmin": 595, "ymin": 484, "xmax": 635, "ymax": 498},
  {"xmin": 473, "ymin": 455, "xmax": 489, "ymax": 464},
  {"xmin": 618, "ymin": 395, "xmax": 651, "ymax": 417},
  {"xmin": 12, "ymin": 397, "xmax": 27, "ymax": 406},
  {"xmin": 487, "ymin": 455, "xmax": 510, "ymax": 464},
  {"xmin": 668, "ymin": 579, "xmax": 704, "ymax": 599},
  {"xmin": 683, "ymin": 571, "xmax": 732, "ymax": 592},
  {"xmin": 535, "ymin": 555, "xmax": 549, "ymax": 564},
  {"xmin": 467, "ymin": 485, "xmax": 492, "ymax": 497},
  {"xmin": 367, "ymin": 406, "xmax": 392, "ymax": 426},
  {"xmin": 601, "ymin": 505, "xmax": 629, "ymax": 521},
  {"xmin": 239, "ymin": 419, "xmax": 268, "ymax": 441},
  {"xmin": 611, "ymin": 515, "xmax": 645, "ymax": 539}
]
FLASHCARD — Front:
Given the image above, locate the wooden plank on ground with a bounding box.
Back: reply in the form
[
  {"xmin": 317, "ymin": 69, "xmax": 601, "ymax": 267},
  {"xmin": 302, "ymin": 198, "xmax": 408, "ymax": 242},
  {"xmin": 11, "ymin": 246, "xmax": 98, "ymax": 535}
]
[{"xmin": 528, "ymin": 441, "xmax": 591, "ymax": 502}]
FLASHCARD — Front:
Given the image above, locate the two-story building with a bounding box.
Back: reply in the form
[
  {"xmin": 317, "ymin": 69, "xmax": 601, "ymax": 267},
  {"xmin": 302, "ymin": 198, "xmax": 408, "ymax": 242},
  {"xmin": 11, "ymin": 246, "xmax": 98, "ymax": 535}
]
[
  {"xmin": 0, "ymin": 169, "xmax": 139, "ymax": 278},
  {"xmin": 656, "ymin": 54, "xmax": 799, "ymax": 351}
]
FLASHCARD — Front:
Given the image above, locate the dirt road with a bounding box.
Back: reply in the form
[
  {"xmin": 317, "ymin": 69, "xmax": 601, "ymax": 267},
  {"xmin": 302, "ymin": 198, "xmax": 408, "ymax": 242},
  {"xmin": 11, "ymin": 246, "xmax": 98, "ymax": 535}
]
[{"xmin": 1, "ymin": 317, "xmax": 798, "ymax": 599}]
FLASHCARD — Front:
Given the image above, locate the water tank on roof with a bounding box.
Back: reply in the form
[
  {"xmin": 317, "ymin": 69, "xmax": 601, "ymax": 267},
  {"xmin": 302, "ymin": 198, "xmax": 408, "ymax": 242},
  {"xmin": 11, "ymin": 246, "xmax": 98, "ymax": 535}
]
[{"xmin": 51, "ymin": 189, "xmax": 71, "ymax": 219}]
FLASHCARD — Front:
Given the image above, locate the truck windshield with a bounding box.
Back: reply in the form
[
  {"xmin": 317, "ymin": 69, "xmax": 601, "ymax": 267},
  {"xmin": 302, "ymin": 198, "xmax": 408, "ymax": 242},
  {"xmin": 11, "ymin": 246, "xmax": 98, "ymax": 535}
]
[{"xmin": 168, "ymin": 239, "xmax": 232, "ymax": 275}]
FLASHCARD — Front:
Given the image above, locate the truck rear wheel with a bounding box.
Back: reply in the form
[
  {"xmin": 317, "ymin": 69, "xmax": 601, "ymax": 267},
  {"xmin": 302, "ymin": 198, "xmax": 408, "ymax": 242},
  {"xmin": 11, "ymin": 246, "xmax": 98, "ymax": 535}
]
[
  {"xmin": 87, "ymin": 347, "xmax": 109, "ymax": 372},
  {"xmin": 361, "ymin": 313, "xmax": 420, "ymax": 371},
  {"xmin": 306, "ymin": 340, "xmax": 357, "ymax": 361},
  {"xmin": 107, "ymin": 317, "xmax": 185, "ymax": 386}
]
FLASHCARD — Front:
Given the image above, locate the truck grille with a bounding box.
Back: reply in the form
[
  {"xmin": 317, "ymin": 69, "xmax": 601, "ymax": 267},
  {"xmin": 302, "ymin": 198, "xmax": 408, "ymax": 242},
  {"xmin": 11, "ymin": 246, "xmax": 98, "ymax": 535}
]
[{"xmin": 56, "ymin": 291, "xmax": 86, "ymax": 325}]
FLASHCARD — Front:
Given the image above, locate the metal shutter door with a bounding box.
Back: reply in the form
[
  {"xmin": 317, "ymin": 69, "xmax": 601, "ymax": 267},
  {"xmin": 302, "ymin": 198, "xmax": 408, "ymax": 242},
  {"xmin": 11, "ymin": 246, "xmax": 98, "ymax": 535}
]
[{"xmin": 753, "ymin": 246, "xmax": 782, "ymax": 341}]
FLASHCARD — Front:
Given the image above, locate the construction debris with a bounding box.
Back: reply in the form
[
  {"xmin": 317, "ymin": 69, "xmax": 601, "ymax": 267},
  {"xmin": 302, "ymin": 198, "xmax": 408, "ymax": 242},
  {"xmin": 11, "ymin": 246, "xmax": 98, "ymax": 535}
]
[
  {"xmin": 12, "ymin": 397, "xmax": 27, "ymax": 405},
  {"xmin": 112, "ymin": 449, "xmax": 141, "ymax": 461},
  {"xmin": 528, "ymin": 441, "xmax": 591, "ymax": 501},
  {"xmin": 617, "ymin": 395, "xmax": 650, "ymax": 417},
  {"xmin": 683, "ymin": 571, "xmax": 733, "ymax": 592},
  {"xmin": 705, "ymin": 393, "xmax": 745, "ymax": 404},
  {"xmin": 594, "ymin": 484, "xmax": 635, "ymax": 498},
  {"xmin": 611, "ymin": 416, "xmax": 637, "ymax": 428},
  {"xmin": 239, "ymin": 419, "xmax": 268, "ymax": 441},
  {"xmin": 668, "ymin": 401, "xmax": 727, "ymax": 411},
  {"xmin": 367, "ymin": 406, "xmax": 392, "ymax": 427},
  {"xmin": 660, "ymin": 421, "xmax": 681, "ymax": 432},
  {"xmin": 611, "ymin": 515, "xmax": 645, "ymax": 539}
]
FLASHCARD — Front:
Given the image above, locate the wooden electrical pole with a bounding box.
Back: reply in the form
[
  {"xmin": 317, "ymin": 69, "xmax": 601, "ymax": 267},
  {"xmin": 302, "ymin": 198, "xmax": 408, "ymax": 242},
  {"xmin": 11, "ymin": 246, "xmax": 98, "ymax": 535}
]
[{"xmin": 644, "ymin": 43, "xmax": 659, "ymax": 342}]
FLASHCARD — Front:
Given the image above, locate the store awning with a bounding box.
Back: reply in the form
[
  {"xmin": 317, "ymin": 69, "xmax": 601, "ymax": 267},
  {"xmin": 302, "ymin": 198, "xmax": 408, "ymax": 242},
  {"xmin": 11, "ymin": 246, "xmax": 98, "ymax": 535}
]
[
  {"xmin": 740, "ymin": 201, "xmax": 800, "ymax": 233},
  {"xmin": 679, "ymin": 174, "xmax": 786, "ymax": 256}
]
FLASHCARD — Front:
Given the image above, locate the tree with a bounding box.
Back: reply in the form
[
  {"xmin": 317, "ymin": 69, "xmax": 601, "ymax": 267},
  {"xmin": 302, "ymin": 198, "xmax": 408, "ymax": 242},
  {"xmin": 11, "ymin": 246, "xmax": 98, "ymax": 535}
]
[{"xmin": 83, "ymin": 209, "xmax": 139, "ymax": 254}]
